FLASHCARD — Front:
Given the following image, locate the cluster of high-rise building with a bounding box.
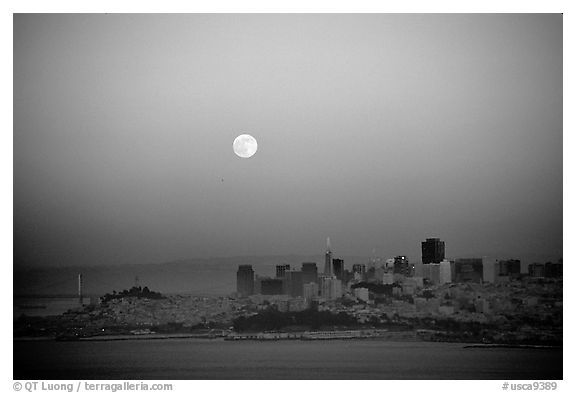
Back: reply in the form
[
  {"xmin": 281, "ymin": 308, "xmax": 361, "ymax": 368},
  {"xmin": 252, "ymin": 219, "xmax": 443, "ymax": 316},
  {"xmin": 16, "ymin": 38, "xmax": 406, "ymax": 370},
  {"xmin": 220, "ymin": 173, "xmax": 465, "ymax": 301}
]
[
  {"xmin": 236, "ymin": 236, "xmax": 562, "ymax": 301},
  {"xmin": 237, "ymin": 238, "xmax": 422, "ymax": 301},
  {"xmin": 236, "ymin": 237, "xmax": 350, "ymax": 301},
  {"xmin": 417, "ymin": 238, "xmax": 561, "ymax": 285},
  {"xmin": 528, "ymin": 261, "xmax": 563, "ymax": 278}
]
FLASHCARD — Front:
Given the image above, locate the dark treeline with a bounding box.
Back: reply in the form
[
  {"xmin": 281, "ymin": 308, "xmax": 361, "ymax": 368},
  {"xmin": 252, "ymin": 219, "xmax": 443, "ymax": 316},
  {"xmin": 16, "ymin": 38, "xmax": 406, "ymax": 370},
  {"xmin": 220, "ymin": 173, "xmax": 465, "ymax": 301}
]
[
  {"xmin": 233, "ymin": 308, "xmax": 361, "ymax": 332},
  {"xmin": 100, "ymin": 286, "xmax": 164, "ymax": 303}
]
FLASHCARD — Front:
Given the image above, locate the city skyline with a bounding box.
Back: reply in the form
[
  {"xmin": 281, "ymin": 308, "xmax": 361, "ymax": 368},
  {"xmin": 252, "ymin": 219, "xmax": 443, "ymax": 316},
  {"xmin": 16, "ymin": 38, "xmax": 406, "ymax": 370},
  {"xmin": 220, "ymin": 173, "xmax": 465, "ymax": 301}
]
[{"xmin": 14, "ymin": 234, "xmax": 561, "ymax": 298}]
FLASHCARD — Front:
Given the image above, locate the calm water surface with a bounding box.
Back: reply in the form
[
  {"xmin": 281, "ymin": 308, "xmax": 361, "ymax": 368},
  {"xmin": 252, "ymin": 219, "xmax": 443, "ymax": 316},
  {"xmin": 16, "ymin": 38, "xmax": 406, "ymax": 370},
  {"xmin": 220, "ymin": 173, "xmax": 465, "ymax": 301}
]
[{"xmin": 14, "ymin": 339, "xmax": 562, "ymax": 379}]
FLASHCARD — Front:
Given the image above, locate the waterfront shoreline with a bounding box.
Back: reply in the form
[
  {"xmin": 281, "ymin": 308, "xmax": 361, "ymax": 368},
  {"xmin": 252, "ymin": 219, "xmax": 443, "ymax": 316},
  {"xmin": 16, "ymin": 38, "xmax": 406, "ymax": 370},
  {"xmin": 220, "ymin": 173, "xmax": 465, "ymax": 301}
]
[
  {"xmin": 13, "ymin": 334, "xmax": 562, "ymax": 348},
  {"xmin": 463, "ymin": 344, "xmax": 561, "ymax": 350},
  {"xmin": 14, "ymin": 333, "xmax": 222, "ymax": 342}
]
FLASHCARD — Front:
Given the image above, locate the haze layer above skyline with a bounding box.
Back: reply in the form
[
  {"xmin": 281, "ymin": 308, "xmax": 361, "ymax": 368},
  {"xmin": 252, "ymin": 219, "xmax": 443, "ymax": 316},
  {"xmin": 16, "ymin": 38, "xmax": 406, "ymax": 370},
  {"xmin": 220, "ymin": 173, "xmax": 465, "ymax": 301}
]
[{"xmin": 14, "ymin": 14, "xmax": 562, "ymax": 267}]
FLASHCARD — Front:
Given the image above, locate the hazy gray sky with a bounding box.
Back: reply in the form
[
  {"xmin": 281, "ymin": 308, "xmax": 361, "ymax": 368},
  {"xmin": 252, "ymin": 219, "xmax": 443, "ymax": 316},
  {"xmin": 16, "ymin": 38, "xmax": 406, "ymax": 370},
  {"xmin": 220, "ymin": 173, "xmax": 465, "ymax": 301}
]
[{"xmin": 14, "ymin": 14, "xmax": 562, "ymax": 267}]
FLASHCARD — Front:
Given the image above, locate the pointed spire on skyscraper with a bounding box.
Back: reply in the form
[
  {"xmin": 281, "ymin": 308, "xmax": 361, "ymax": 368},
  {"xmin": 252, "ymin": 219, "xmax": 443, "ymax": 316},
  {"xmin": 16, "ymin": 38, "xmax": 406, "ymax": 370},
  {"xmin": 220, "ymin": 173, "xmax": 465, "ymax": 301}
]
[{"xmin": 324, "ymin": 237, "xmax": 333, "ymax": 276}]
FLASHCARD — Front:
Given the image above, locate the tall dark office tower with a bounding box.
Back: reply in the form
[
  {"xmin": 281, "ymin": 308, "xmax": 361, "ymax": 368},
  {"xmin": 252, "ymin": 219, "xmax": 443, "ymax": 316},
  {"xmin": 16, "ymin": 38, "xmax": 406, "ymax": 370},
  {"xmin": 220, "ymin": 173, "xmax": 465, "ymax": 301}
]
[
  {"xmin": 352, "ymin": 264, "xmax": 366, "ymax": 275},
  {"xmin": 236, "ymin": 265, "xmax": 254, "ymax": 297},
  {"xmin": 324, "ymin": 237, "xmax": 332, "ymax": 276},
  {"xmin": 301, "ymin": 262, "xmax": 318, "ymax": 284},
  {"xmin": 332, "ymin": 258, "xmax": 344, "ymax": 280},
  {"xmin": 276, "ymin": 264, "xmax": 291, "ymax": 278},
  {"xmin": 421, "ymin": 238, "xmax": 445, "ymax": 264},
  {"xmin": 454, "ymin": 258, "xmax": 483, "ymax": 283},
  {"xmin": 529, "ymin": 263, "xmax": 545, "ymax": 277},
  {"xmin": 544, "ymin": 262, "xmax": 562, "ymax": 278},
  {"xmin": 261, "ymin": 278, "xmax": 284, "ymax": 295},
  {"xmin": 498, "ymin": 259, "xmax": 521, "ymax": 278},
  {"xmin": 393, "ymin": 256, "xmax": 410, "ymax": 276}
]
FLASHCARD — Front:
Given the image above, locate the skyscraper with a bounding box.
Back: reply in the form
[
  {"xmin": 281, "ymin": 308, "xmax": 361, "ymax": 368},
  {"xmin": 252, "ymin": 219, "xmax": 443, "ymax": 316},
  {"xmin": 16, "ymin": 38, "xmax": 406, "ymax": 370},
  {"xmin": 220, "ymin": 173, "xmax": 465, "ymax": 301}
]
[
  {"xmin": 393, "ymin": 256, "xmax": 410, "ymax": 276},
  {"xmin": 260, "ymin": 278, "xmax": 283, "ymax": 295},
  {"xmin": 276, "ymin": 264, "xmax": 291, "ymax": 278},
  {"xmin": 439, "ymin": 260, "xmax": 452, "ymax": 284},
  {"xmin": 285, "ymin": 270, "xmax": 304, "ymax": 297},
  {"xmin": 320, "ymin": 276, "xmax": 342, "ymax": 300},
  {"xmin": 529, "ymin": 263, "xmax": 545, "ymax": 277},
  {"xmin": 332, "ymin": 258, "xmax": 344, "ymax": 280},
  {"xmin": 301, "ymin": 262, "xmax": 318, "ymax": 284},
  {"xmin": 430, "ymin": 264, "xmax": 440, "ymax": 283},
  {"xmin": 422, "ymin": 238, "xmax": 445, "ymax": 265},
  {"xmin": 384, "ymin": 258, "xmax": 395, "ymax": 272},
  {"xmin": 236, "ymin": 265, "xmax": 254, "ymax": 297},
  {"xmin": 303, "ymin": 282, "xmax": 319, "ymax": 301},
  {"xmin": 453, "ymin": 258, "xmax": 483, "ymax": 283},
  {"xmin": 498, "ymin": 259, "xmax": 521, "ymax": 278},
  {"xmin": 483, "ymin": 258, "xmax": 498, "ymax": 283},
  {"xmin": 544, "ymin": 262, "xmax": 562, "ymax": 278},
  {"xmin": 352, "ymin": 264, "xmax": 366, "ymax": 275},
  {"xmin": 324, "ymin": 237, "xmax": 332, "ymax": 276}
]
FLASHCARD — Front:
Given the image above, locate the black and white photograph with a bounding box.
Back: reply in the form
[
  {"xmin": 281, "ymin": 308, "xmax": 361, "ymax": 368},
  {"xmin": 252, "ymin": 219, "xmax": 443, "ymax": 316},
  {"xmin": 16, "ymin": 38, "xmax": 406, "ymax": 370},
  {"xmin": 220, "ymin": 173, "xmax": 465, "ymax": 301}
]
[{"xmin": 11, "ymin": 10, "xmax": 565, "ymax": 382}]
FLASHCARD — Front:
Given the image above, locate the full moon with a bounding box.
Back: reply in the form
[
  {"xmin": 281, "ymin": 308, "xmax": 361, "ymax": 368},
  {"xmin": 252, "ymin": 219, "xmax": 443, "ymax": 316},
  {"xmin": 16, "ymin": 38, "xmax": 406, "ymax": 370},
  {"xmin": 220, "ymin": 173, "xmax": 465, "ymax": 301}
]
[{"xmin": 233, "ymin": 134, "xmax": 258, "ymax": 158}]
